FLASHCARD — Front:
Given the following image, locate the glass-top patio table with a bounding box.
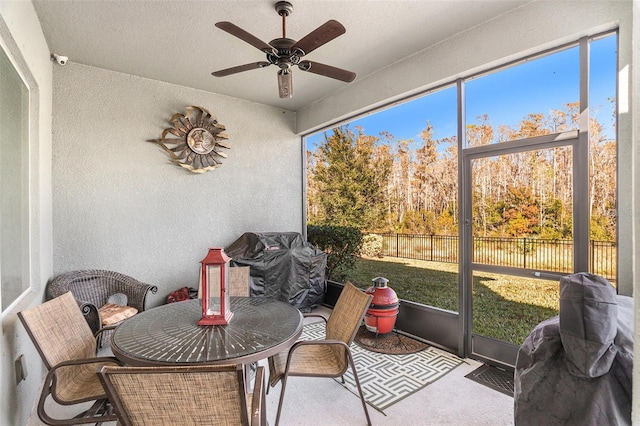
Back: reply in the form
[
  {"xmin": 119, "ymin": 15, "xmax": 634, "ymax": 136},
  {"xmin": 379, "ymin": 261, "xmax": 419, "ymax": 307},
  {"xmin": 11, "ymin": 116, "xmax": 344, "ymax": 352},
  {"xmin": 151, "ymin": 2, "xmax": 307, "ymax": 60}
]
[{"xmin": 111, "ymin": 297, "xmax": 303, "ymax": 366}]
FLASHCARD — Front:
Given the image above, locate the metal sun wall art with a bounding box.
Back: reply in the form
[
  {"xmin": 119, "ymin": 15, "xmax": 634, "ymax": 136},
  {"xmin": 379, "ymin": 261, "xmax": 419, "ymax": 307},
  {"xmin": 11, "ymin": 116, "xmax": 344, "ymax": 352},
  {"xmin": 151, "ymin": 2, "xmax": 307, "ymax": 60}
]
[{"xmin": 148, "ymin": 106, "xmax": 229, "ymax": 173}]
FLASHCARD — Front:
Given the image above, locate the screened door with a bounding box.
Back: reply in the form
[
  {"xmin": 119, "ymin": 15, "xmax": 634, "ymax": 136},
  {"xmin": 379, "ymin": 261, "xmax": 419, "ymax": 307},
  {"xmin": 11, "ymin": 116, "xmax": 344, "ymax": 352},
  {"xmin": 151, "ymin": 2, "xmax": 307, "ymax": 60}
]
[{"xmin": 461, "ymin": 132, "xmax": 583, "ymax": 366}]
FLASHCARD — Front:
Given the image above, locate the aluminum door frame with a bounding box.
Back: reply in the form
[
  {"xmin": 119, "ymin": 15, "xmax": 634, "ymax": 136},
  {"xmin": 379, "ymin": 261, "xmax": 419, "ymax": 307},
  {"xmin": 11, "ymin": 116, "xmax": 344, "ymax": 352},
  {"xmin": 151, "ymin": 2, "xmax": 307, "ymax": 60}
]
[{"xmin": 460, "ymin": 130, "xmax": 586, "ymax": 367}]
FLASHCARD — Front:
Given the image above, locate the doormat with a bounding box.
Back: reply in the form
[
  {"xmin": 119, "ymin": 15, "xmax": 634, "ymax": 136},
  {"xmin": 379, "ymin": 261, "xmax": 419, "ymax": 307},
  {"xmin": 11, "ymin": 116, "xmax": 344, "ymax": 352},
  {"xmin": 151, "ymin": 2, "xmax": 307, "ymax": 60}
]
[
  {"xmin": 354, "ymin": 325, "xmax": 428, "ymax": 355},
  {"xmin": 465, "ymin": 363, "xmax": 514, "ymax": 397},
  {"xmin": 301, "ymin": 321, "xmax": 463, "ymax": 413}
]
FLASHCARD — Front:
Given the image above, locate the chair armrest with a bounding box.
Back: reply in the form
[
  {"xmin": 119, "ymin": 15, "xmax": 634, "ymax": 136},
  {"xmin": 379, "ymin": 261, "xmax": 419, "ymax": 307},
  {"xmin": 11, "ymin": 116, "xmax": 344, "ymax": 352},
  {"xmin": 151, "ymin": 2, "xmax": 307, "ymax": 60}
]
[
  {"xmin": 122, "ymin": 283, "xmax": 158, "ymax": 312},
  {"xmin": 45, "ymin": 357, "xmax": 124, "ymax": 402},
  {"xmin": 94, "ymin": 324, "xmax": 119, "ymax": 338},
  {"xmin": 51, "ymin": 356, "xmax": 123, "ymax": 370},
  {"xmin": 284, "ymin": 340, "xmax": 351, "ymax": 378},
  {"xmin": 302, "ymin": 313, "xmax": 328, "ymax": 323},
  {"xmin": 93, "ymin": 326, "xmax": 119, "ymax": 355},
  {"xmin": 289, "ymin": 339, "xmax": 349, "ymax": 351},
  {"xmin": 36, "ymin": 355, "xmax": 121, "ymax": 425},
  {"xmin": 76, "ymin": 300, "xmax": 98, "ymax": 315},
  {"xmin": 250, "ymin": 366, "xmax": 266, "ymax": 426},
  {"xmin": 47, "ymin": 356, "xmax": 123, "ymax": 385},
  {"xmin": 75, "ymin": 300, "xmax": 101, "ymax": 335},
  {"xmin": 287, "ymin": 339, "xmax": 351, "ymax": 365}
]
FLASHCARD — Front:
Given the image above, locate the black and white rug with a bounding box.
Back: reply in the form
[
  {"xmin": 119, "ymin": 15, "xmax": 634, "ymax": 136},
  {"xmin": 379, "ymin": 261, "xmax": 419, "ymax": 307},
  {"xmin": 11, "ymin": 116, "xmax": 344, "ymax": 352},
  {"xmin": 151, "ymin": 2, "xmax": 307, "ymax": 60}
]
[{"xmin": 301, "ymin": 321, "xmax": 463, "ymax": 413}]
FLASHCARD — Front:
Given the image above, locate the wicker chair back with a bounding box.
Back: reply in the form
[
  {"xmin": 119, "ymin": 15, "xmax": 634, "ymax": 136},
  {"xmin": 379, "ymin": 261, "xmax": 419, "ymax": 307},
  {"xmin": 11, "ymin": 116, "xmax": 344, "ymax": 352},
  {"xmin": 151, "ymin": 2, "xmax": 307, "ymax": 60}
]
[{"xmin": 48, "ymin": 270, "xmax": 157, "ymax": 346}]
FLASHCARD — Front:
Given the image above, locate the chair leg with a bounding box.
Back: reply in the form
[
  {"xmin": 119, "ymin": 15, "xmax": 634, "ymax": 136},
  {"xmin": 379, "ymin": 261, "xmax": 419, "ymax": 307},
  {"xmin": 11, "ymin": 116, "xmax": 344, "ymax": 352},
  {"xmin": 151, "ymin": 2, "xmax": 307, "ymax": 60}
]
[
  {"xmin": 347, "ymin": 351, "xmax": 372, "ymax": 426},
  {"xmin": 261, "ymin": 381, "xmax": 268, "ymax": 426},
  {"xmin": 266, "ymin": 356, "xmax": 280, "ymax": 395},
  {"xmin": 243, "ymin": 362, "xmax": 257, "ymax": 392},
  {"xmin": 275, "ymin": 375, "xmax": 289, "ymax": 426}
]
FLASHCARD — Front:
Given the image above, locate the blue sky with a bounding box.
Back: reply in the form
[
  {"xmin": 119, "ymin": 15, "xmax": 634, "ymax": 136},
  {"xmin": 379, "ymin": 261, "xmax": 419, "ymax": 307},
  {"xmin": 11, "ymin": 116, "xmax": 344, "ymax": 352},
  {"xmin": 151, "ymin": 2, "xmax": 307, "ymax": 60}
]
[{"xmin": 306, "ymin": 34, "xmax": 617, "ymax": 151}]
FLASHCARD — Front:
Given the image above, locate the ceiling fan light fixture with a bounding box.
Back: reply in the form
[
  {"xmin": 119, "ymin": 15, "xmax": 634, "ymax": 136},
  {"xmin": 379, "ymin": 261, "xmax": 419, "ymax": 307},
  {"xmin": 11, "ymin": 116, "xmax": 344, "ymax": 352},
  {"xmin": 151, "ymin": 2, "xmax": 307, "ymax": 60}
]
[{"xmin": 277, "ymin": 69, "xmax": 293, "ymax": 98}]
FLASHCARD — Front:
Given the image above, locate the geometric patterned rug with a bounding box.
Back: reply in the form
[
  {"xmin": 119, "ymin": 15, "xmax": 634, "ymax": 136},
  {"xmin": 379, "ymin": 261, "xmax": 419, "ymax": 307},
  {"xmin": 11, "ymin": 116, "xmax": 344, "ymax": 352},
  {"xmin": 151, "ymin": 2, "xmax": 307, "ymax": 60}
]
[{"xmin": 301, "ymin": 321, "xmax": 464, "ymax": 413}]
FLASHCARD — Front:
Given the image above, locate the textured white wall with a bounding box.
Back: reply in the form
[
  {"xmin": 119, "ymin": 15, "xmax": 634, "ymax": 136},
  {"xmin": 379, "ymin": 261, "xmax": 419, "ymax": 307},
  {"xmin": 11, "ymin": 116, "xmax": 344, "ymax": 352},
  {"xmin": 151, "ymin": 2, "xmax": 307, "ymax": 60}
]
[{"xmin": 52, "ymin": 64, "xmax": 301, "ymax": 307}]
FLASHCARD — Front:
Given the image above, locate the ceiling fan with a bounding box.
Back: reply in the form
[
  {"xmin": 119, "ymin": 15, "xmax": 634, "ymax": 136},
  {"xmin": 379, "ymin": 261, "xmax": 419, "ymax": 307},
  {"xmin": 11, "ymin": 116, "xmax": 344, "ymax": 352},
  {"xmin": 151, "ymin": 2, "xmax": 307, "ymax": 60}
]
[{"xmin": 212, "ymin": 1, "xmax": 356, "ymax": 99}]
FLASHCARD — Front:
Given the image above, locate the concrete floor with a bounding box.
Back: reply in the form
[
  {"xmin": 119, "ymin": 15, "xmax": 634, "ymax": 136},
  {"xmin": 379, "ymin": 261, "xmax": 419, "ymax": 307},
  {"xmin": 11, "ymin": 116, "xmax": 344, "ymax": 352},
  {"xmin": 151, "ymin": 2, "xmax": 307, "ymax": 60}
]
[
  {"xmin": 27, "ymin": 307, "xmax": 514, "ymax": 425},
  {"xmin": 266, "ymin": 357, "xmax": 513, "ymax": 426}
]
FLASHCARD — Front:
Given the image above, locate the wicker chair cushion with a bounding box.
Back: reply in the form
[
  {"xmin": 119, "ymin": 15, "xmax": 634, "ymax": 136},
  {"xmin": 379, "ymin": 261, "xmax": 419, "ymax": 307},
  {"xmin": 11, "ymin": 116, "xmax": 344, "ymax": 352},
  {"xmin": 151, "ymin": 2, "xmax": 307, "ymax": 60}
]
[{"xmin": 98, "ymin": 303, "xmax": 138, "ymax": 326}]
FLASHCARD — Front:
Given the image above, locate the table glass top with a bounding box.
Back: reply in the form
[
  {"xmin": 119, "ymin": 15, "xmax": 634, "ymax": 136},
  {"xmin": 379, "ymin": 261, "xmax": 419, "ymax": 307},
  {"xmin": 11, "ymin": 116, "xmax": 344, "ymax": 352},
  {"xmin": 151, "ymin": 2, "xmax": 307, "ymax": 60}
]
[{"xmin": 112, "ymin": 297, "xmax": 302, "ymax": 365}]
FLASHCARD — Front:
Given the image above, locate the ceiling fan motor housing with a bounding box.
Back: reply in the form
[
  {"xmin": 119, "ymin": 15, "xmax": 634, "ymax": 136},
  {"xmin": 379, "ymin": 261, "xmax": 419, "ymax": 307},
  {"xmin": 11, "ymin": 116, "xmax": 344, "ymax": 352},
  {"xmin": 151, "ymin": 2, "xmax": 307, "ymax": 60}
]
[
  {"xmin": 275, "ymin": 1, "xmax": 293, "ymax": 17},
  {"xmin": 268, "ymin": 38, "xmax": 300, "ymax": 69}
]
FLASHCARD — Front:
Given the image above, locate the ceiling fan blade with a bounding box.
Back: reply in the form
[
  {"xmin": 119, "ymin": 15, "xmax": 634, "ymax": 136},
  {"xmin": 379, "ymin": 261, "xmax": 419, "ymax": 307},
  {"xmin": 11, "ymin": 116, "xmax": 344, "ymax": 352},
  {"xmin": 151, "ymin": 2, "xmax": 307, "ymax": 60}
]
[
  {"xmin": 291, "ymin": 20, "xmax": 346, "ymax": 56},
  {"xmin": 298, "ymin": 61, "xmax": 356, "ymax": 82},
  {"xmin": 212, "ymin": 62, "xmax": 271, "ymax": 77},
  {"xmin": 215, "ymin": 22, "xmax": 275, "ymax": 54}
]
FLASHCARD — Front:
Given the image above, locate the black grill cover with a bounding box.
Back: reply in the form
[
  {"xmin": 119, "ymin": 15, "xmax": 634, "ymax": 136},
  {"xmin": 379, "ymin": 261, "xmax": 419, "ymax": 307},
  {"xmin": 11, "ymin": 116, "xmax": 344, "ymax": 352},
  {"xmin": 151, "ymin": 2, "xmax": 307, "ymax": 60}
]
[{"xmin": 225, "ymin": 232, "xmax": 327, "ymax": 312}]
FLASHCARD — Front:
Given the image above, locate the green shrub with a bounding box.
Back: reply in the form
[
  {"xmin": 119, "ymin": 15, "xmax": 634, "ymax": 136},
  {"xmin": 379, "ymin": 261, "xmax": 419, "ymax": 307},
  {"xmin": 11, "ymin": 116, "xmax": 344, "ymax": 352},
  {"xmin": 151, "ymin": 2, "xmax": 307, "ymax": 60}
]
[
  {"xmin": 360, "ymin": 234, "xmax": 383, "ymax": 257},
  {"xmin": 307, "ymin": 225, "xmax": 363, "ymax": 281}
]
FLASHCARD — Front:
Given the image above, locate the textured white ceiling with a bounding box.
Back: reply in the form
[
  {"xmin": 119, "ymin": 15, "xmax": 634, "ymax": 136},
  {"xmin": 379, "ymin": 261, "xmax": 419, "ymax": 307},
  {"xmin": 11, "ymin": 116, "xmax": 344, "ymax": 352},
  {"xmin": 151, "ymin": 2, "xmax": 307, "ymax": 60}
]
[{"xmin": 33, "ymin": 0, "xmax": 528, "ymax": 111}]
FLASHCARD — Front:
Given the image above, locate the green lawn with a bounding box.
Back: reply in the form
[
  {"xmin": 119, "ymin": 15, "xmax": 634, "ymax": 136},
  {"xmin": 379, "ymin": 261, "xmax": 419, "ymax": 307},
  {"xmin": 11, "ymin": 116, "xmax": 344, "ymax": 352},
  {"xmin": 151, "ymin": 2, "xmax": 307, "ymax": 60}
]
[{"xmin": 344, "ymin": 256, "xmax": 559, "ymax": 345}]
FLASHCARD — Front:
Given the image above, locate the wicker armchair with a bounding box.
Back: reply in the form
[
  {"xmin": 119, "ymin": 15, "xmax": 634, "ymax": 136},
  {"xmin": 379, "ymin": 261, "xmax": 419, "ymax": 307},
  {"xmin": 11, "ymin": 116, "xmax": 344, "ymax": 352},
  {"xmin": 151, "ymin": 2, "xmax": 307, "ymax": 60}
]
[
  {"xmin": 18, "ymin": 291, "xmax": 123, "ymax": 425},
  {"xmin": 48, "ymin": 269, "xmax": 157, "ymax": 346},
  {"xmin": 268, "ymin": 282, "xmax": 373, "ymax": 426},
  {"xmin": 98, "ymin": 364, "xmax": 266, "ymax": 426}
]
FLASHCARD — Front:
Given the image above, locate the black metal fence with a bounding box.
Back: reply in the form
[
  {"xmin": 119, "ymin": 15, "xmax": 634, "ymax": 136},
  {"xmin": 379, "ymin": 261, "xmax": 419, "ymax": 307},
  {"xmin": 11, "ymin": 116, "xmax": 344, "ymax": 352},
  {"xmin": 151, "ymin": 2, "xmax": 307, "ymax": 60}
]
[{"xmin": 374, "ymin": 233, "xmax": 617, "ymax": 281}]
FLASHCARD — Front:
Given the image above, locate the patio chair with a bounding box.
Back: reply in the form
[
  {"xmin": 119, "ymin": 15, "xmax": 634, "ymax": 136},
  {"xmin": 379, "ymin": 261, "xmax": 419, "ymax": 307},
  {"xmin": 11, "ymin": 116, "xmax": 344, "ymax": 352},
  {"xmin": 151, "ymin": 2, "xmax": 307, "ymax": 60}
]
[
  {"xmin": 98, "ymin": 364, "xmax": 266, "ymax": 426},
  {"xmin": 268, "ymin": 282, "xmax": 373, "ymax": 426},
  {"xmin": 17, "ymin": 291, "xmax": 122, "ymax": 425},
  {"xmin": 48, "ymin": 269, "xmax": 157, "ymax": 347}
]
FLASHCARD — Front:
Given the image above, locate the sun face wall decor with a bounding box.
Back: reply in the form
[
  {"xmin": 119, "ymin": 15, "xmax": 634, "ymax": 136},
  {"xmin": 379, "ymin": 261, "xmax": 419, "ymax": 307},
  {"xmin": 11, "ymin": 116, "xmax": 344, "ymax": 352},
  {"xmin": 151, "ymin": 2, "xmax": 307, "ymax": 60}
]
[{"xmin": 148, "ymin": 106, "xmax": 230, "ymax": 173}]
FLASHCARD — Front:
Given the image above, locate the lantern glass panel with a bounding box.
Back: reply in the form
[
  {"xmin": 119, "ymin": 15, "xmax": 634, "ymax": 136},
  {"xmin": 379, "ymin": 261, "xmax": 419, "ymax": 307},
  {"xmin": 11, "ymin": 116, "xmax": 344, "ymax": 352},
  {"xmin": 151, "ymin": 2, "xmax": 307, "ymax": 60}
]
[
  {"xmin": 222, "ymin": 262, "xmax": 230, "ymax": 309},
  {"xmin": 205, "ymin": 264, "xmax": 221, "ymax": 315}
]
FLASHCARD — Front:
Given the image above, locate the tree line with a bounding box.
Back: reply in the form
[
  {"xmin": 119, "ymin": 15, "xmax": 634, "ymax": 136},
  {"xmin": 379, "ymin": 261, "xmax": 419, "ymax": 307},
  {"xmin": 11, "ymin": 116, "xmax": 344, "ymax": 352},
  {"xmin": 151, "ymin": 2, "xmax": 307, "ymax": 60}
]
[{"xmin": 306, "ymin": 102, "xmax": 617, "ymax": 242}]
